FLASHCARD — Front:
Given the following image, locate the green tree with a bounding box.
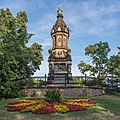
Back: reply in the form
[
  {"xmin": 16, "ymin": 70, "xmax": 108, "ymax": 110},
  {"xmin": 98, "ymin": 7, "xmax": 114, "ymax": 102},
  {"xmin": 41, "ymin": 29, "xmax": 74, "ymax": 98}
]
[
  {"xmin": 0, "ymin": 8, "xmax": 43, "ymax": 98},
  {"xmin": 78, "ymin": 41, "xmax": 111, "ymax": 83},
  {"xmin": 108, "ymin": 48, "xmax": 120, "ymax": 78}
]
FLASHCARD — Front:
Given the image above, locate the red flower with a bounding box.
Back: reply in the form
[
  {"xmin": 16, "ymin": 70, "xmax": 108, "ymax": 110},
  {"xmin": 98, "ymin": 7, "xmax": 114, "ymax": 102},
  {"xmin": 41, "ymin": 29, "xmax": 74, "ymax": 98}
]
[
  {"xmin": 7, "ymin": 106, "xmax": 28, "ymax": 111},
  {"xmin": 33, "ymin": 105, "xmax": 56, "ymax": 114},
  {"xmin": 6, "ymin": 99, "xmax": 96, "ymax": 114},
  {"xmin": 7, "ymin": 103, "xmax": 39, "ymax": 112},
  {"xmin": 7, "ymin": 101, "xmax": 26, "ymax": 105},
  {"xmin": 64, "ymin": 104, "xmax": 88, "ymax": 111}
]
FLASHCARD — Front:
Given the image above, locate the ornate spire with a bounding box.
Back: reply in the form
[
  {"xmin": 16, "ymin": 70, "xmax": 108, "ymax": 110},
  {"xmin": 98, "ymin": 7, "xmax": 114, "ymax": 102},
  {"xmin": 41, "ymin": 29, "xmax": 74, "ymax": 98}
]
[
  {"xmin": 57, "ymin": 5, "xmax": 63, "ymax": 18},
  {"xmin": 51, "ymin": 6, "xmax": 69, "ymax": 35}
]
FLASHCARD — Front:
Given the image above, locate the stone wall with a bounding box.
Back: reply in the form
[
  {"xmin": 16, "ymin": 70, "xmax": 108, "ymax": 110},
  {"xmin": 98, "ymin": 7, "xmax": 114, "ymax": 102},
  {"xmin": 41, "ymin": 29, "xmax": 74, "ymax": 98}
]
[{"xmin": 20, "ymin": 86, "xmax": 105, "ymax": 98}]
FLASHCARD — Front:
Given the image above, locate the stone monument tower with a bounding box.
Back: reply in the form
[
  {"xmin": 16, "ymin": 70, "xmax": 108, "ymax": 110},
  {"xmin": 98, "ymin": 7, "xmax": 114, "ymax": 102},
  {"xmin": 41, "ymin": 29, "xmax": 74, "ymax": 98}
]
[{"xmin": 48, "ymin": 7, "xmax": 72, "ymax": 82}]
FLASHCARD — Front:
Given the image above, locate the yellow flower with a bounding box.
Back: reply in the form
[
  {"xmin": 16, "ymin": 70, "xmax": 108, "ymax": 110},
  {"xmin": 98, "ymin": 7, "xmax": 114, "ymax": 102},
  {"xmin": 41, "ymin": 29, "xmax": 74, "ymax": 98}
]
[{"xmin": 54, "ymin": 104, "xmax": 69, "ymax": 113}]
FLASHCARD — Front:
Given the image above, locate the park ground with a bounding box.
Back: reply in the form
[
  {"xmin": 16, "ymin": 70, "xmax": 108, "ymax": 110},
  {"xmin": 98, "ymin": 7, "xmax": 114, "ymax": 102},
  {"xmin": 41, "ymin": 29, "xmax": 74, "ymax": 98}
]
[{"xmin": 0, "ymin": 94, "xmax": 120, "ymax": 120}]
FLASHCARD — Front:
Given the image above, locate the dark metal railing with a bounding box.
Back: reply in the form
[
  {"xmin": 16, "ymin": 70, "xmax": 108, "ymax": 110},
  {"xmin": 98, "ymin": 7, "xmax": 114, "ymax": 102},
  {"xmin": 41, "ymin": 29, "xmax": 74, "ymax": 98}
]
[{"xmin": 14, "ymin": 74, "xmax": 120, "ymax": 89}]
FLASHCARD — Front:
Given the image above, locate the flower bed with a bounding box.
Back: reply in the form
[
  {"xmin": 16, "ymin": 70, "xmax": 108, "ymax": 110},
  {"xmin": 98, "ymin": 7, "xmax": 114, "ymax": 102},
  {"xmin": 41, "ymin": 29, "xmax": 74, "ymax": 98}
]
[{"xmin": 7, "ymin": 99, "xmax": 96, "ymax": 114}]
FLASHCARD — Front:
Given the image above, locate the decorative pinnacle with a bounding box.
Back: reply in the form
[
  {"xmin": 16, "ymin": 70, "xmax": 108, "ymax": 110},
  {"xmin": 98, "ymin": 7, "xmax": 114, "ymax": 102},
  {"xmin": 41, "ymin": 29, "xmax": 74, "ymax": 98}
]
[{"xmin": 57, "ymin": 5, "xmax": 63, "ymax": 16}]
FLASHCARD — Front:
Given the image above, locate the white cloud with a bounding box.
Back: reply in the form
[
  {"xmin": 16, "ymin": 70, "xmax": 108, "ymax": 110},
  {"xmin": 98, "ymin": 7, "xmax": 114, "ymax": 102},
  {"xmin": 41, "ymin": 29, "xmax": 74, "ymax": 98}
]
[
  {"xmin": 88, "ymin": 18, "xmax": 120, "ymax": 36},
  {"xmin": 60, "ymin": 0, "xmax": 120, "ymax": 37},
  {"xmin": 0, "ymin": 0, "xmax": 46, "ymax": 16},
  {"xmin": 1, "ymin": 0, "xmax": 120, "ymax": 76},
  {"xmin": 27, "ymin": 12, "xmax": 56, "ymax": 47},
  {"xmin": 2, "ymin": 0, "xmax": 119, "ymax": 44}
]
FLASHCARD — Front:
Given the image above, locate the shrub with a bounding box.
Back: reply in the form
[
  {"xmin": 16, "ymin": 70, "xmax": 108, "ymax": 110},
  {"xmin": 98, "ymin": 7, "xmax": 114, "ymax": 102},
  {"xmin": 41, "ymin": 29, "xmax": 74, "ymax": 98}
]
[
  {"xmin": 0, "ymin": 81, "xmax": 21, "ymax": 99},
  {"xmin": 44, "ymin": 89, "xmax": 61, "ymax": 104},
  {"xmin": 73, "ymin": 78, "xmax": 84, "ymax": 86},
  {"xmin": 86, "ymin": 79, "xmax": 97, "ymax": 86}
]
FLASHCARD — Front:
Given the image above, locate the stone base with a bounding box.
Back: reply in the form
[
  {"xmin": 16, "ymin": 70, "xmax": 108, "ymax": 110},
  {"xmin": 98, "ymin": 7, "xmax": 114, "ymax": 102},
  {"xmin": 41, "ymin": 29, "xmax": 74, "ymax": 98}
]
[
  {"xmin": 48, "ymin": 73, "xmax": 73, "ymax": 83},
  {"xmin": 20, "ymin": 86, "xmax": 105, "ymax": 98}
]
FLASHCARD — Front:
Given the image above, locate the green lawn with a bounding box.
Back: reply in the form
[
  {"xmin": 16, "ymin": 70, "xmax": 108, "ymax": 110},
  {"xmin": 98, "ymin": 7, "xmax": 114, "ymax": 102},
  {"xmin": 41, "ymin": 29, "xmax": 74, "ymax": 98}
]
[{"xmin": 0, "ymin": 95, "xmax": 120, "ymax": 120}]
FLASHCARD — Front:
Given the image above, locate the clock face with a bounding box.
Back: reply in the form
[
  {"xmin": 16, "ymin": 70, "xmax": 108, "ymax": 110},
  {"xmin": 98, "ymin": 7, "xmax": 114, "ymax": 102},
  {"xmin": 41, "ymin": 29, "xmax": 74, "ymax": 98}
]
[{"xmin": 58, "ymin": 51, "xmax": 62, "ymax": 55}]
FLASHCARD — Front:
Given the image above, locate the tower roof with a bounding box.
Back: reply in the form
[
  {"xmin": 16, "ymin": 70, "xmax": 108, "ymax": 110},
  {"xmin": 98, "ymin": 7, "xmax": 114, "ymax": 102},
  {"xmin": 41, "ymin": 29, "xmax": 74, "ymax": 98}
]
[{"xmin": 51, "ymin": 6, "xmax": 69, "ymax": 35}]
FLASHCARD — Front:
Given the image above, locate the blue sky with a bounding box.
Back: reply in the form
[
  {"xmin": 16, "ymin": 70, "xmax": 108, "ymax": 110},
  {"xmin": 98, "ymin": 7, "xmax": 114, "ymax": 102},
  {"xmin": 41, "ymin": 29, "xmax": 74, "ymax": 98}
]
[{"xmin": 1, "ymin": 0, "xmax": 120, "ymax": 76}]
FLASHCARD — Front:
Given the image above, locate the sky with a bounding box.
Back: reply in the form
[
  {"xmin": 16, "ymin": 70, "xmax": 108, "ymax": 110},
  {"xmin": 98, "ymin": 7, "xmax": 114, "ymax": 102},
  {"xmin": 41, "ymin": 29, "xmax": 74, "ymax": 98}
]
[{"xmin": 0, "ymin": 0, "xmax": 120, "ymax": 76}]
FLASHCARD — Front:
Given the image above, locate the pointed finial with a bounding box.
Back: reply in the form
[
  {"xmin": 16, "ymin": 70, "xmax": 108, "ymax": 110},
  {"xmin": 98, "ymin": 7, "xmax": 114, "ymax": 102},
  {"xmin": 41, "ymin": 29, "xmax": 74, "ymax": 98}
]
[{"xmin": 57, "ymin": 5, "xmax": 63, "ymax": 16}]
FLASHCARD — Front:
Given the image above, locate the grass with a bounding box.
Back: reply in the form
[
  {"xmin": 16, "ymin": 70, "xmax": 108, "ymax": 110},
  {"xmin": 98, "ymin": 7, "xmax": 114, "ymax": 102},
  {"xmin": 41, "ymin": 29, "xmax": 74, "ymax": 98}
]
[{"xmin": 0, "ymin": 95, "xmax": 120, "ymax": 120}]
